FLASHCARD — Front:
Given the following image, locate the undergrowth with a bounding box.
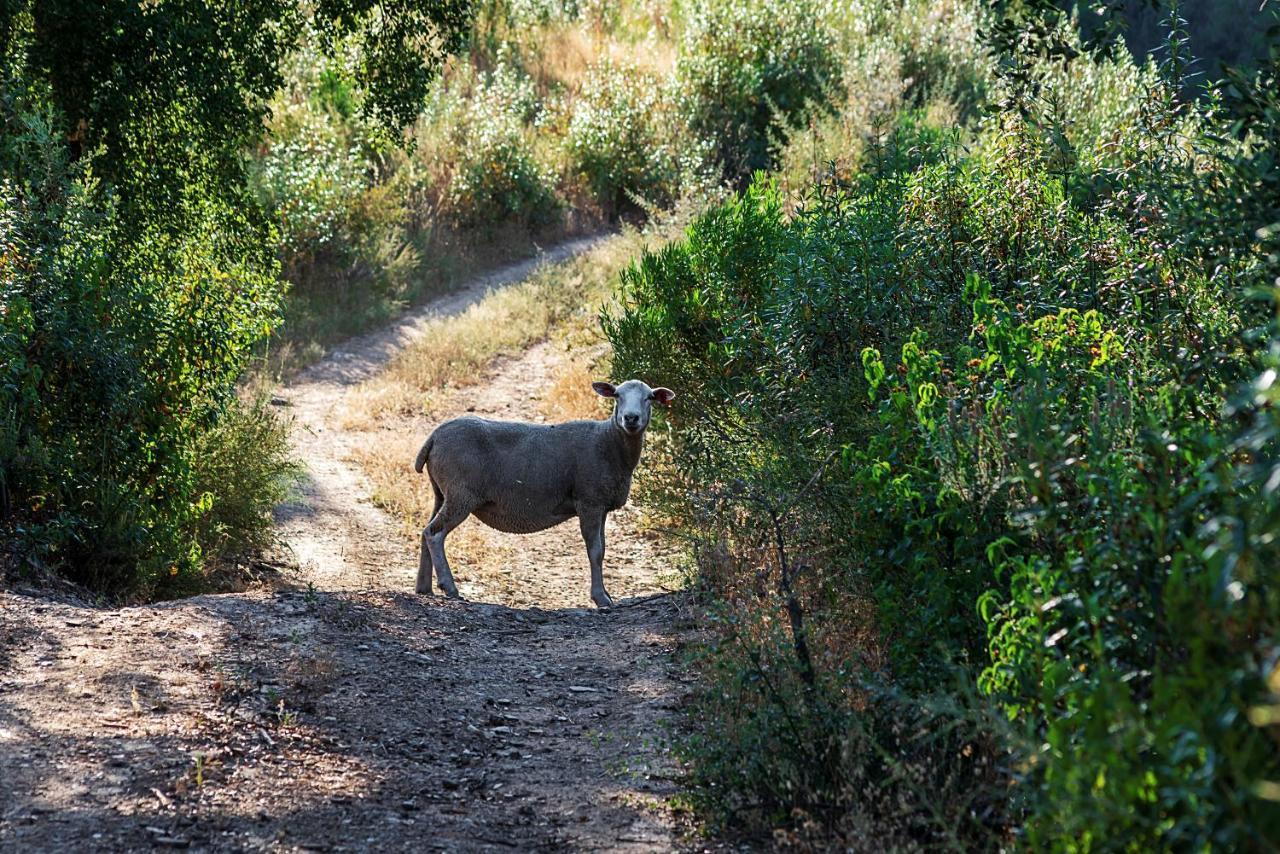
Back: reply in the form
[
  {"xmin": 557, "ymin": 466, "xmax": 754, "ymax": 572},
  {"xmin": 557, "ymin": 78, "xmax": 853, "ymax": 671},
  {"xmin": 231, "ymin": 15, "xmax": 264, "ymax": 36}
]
[{"xmin": 606, "ymin": 5, "xmax": 1280, "ymax": 849}]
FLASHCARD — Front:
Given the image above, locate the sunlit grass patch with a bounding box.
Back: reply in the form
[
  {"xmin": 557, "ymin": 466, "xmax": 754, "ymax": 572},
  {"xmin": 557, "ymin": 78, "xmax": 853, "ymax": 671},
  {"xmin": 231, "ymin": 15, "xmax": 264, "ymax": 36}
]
[
  {"xmin": 539, "ymin": 354, "xmax": 611, "ymax": 422},
  {"xmin": 344, "ymin": 228, "xmax": 650, "ymax": 429}
]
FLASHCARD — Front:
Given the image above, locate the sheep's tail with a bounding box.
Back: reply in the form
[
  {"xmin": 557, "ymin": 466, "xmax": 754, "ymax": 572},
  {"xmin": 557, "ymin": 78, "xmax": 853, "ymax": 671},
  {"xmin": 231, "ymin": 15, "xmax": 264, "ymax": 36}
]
[{"xmin": 414, "ymin": 435, "xmax": 433, "ymax": 474}]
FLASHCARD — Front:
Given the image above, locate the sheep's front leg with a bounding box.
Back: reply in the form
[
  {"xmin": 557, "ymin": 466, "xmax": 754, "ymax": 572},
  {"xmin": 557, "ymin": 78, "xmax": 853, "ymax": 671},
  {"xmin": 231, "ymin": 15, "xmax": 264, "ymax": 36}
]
[{"xmin": 580, "ymin": 509, "xmax": 613, "ymax": 608}]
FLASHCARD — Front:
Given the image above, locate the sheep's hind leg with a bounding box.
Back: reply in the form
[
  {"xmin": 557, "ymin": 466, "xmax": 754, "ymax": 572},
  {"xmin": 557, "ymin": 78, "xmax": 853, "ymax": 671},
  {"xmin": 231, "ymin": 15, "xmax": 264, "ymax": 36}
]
[
  {"xmin": 416, "ymin": 485, "xmax": 445, "ymax": 595},
  {"xmin": 580, "ymin": 509, "xmax": 614, "ymax": 609},
  {"xmin": 427, "ymin": 498, "xmax": 471, "ymax": 599},
  {"xmin": 416, "ymin": 528, "xmax": 435, "ymax": 595}
]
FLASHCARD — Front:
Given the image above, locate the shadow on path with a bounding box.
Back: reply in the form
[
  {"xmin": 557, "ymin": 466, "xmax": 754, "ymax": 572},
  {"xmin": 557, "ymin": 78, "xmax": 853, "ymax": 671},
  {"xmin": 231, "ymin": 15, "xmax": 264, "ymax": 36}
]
[{"xmin": 0, "ymin": 587, "xmax": 688, "ymax": 852}]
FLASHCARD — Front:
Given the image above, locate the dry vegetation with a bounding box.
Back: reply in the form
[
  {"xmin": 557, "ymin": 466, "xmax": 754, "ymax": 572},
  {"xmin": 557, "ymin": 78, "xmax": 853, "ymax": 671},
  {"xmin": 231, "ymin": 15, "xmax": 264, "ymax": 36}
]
[
  {"xmin": 513, "ymin": 8, "xmax": 677, "ymax": 91},
  {"xmin": 258, "ymin": 1, "xmax": 692, "ymax": 377},
  {"xmin": 344, "ymin": 227, "xmax": 647, "ymax": 427}
]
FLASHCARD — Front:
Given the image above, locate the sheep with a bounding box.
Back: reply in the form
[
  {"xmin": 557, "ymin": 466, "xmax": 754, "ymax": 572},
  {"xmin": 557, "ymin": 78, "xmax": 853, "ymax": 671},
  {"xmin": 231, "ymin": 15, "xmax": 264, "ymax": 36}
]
[{"xmin": 412, "ymin": 379, "xmax": 675, "ymax": 607}]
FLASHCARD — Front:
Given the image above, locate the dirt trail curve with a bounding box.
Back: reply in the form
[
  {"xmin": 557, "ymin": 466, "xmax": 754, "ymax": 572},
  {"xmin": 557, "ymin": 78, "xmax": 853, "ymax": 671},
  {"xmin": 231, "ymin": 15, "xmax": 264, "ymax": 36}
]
[
  {"xmin": 276, "ymin": 233, "xmax": 604, "ymax": 592},
  {"xmin": 0, "ymin": 238, "xmax": 696, "ymax": 853}
]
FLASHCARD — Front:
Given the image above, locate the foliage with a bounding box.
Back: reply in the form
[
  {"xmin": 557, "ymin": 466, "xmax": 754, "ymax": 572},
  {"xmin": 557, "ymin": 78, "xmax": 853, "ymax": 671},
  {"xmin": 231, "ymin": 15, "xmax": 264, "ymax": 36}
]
[
  {"xmin": 253, "ymin": 0, "xmax": 855, "ymax": 367},
  {"xmin": 0, "ymin": 0, "xmax": 468, "ymax": 592},
  {"xmin": 0, "ymin": 99, "xmax": 284, "ymax": 590},
  {"xmin": 498, "ymin": 0, "xmax": 583, "ymax": 26},
  {"xmin": 1078, "ymin": 0, "xmax": 1277, "ymax": 79},
  {"xmin": 566, "ymin": 60, "xmax": 675, "ymax": 216},
  {"xmin": 677, "ymin": 593, "xmax": 1014, "ymax": 848},
  {"xmin": 674, "ymin": 0, "xmax": 841, "ymax": 186},
  {"xmin": 254, "ymin": 118, "xmax": 371, "ymax": 256},
  {"xmin": 442, "ymin": 64, "xmax": 561, "ymax": 230},
  {"xmin": 190, "ymin": 395, "xmax": 301, "ymax": 565},
  {"xmin": 2, "ymin": 0, "xmax": 468, "ymax": 224},
  {"xmin": 253, "ymin": 47, "xmax": 420, "ymax": 353},
  {"xmin": 605, "ymin": 14, "xmax": 1280, "ymax": 846},
  {"xmin": 856, "ymin": 0, "xmax": 992, "ymax": 116},
  {"xmin": 776, "ymin": 0, "xmax": 995, "ymax": 190}
]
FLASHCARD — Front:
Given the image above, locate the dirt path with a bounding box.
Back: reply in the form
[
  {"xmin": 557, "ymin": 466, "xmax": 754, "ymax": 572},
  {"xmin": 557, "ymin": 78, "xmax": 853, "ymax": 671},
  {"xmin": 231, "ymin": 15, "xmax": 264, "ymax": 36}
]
[
  {"xmin": 0, "ymin": 239, "xmax": 696, "ymax": 852},
  {"xmin": 274, "ymin": 233, "xmax": 606, "ymax": 593}
]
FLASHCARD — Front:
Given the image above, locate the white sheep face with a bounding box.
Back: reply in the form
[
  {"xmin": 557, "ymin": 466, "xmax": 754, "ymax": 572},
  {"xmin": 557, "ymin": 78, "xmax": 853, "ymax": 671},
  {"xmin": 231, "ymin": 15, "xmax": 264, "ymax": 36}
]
[{"xmin": 592, "ymin": 379, "xmax": 675, "ymax": 436}]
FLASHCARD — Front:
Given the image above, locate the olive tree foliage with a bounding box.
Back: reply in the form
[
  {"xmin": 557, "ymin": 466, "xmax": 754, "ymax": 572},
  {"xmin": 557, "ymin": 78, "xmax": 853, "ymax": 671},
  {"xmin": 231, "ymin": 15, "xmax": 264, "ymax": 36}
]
[{"xmin": 0, "ymin": 0, "xmax": 471, "ymax": 590}]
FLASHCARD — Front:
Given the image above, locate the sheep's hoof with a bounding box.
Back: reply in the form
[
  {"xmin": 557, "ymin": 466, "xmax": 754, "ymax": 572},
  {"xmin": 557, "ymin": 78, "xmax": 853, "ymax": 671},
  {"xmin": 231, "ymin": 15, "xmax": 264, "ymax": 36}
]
[
  {"xmin": 591, "ymin": 591, "xmax": 615, "ymax": 609},
  {"xmin": 415, "ymin": 584, "xmax": 432, "ymax": 595},
  {"xmin": 441, "ymin": 585, "xmax": 462, "ymax": 599}
]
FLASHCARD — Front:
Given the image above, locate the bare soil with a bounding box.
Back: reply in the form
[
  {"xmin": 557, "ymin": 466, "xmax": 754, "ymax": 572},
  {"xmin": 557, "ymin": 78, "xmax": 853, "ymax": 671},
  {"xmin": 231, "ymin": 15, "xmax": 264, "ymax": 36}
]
[{"xmin": 0, "ymin": 239, "xmax": 702, "ymax": 853}]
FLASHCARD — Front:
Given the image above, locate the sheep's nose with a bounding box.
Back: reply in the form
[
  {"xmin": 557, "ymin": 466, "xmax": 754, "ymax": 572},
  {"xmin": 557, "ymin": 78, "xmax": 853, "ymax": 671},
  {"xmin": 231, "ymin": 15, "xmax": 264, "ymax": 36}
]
[{"xmin": 623, "ymin": 413, "xmax": 639, "ymax": 427}]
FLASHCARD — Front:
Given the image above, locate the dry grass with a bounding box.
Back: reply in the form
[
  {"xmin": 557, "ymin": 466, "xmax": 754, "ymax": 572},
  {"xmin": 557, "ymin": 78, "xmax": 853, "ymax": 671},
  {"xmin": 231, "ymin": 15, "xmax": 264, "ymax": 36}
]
[
  {"xmin": 523, "ymin": 15, "xmax": 677, "ymax": 95},
  {"xmin": 527, "ymin": 25, "xmax": 599, "ymax": 90},
  {"xmin": 540, "ymin": 356, "xmax": 610, "ymax": 422},
  {"xmin": 476, "ymin": 0, "xmax": 679, "ymax": 102},
  {"xmin": 357, "ymin": 433, "xmax": 435, "ymax": 537},
  {"xmin": 344, "ymin": 227, "xmax": 652, "ymax": 430}
]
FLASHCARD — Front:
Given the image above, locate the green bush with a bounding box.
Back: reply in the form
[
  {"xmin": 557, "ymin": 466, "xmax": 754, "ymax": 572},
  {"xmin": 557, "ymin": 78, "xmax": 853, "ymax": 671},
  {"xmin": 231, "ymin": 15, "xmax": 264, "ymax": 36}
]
[
  {"xmin": 500, "ymin": 0, "xmax": 582, "ymax": 26},
  {"xmin": 191, "ymin": 395, "xmax": 300, "ymax": 564},
  {"xmin": 605, "ymin": 30, "xmax": 1280, "ymax": 844},
  {"xmin": 566, "ymin": 60, "xmax": 674, "ymax": 216},
  {"xmin": 441, "ymin": 64, "xmax": 561, "ymax": 230},
  {"xmin": 1019, "ymin": 43, "xmax": 1162, "ymax": 175},
  {"xmin": 253, "ymin": 72, "xmax": 418, "ymax": 349},
  {"xmin": 0, "ymin": 0, "xmax": 466, "ymax": 593},
  {"xmin": 777, "ymin": 0, "xmax": 994, "ymax": 190},
  {"xmin": 0, "ymin": 104, "xmax": 285, "ymax": 591},
  {"xmin": 674, "ymin": 0, "xmax": 841, "ymax": 186},
  {"xmin": 845, "ymin": 0, "xmax": 992, "ymax": 116},
  {"xmin": 677, "ymin": 595, "xmax": 1015, "ymax": 847},
  {"xmin": 254, "ymin": 119, "xmax": 369, "ymax": 255}
]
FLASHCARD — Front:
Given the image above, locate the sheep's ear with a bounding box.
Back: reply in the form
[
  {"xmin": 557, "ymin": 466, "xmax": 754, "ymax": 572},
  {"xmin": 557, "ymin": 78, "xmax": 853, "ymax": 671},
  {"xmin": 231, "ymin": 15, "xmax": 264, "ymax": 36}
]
[
  {"xmin": 592, "ymin": 382, "xmax": 618, "ymax": 398},
  {"xmin": 652, "ymin": 387, "xmax": 675, "ymax": 406}
]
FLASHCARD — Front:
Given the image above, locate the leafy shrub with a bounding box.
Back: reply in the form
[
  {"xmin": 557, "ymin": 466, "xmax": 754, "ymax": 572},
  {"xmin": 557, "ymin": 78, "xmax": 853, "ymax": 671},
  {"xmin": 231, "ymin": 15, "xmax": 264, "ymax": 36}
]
[
  {"xmin": 970, "ymin": 34, "xmax": 1280, "ymax": 847},
  {"xmin": 778, "ymin": 0, "xmax": 994, "ymax": 189},
  {"xmin": 254, "ymin": 119, "xmax": 369, "ymax": 255},
  {"xmin": 892, "ymin": 0, "xmax": 991, "ymax": 115},
  {"xmin": 1021, "ymin": 44, "xmax": 1161, "ymax": 174},
  {"xmin": 608, "ymin": 170, "xmax": 1013, "ymax": 839},
  {"xmin": 501, "ymin": 0, "xmax": 582, "ymax": 26},
  {"xmin": 190, "ymin": 395, "xmax": 300, "ymax": 564},
  {"xmin": 254, "ymin": 84, "xmax": 417, "ymax": 349},
  {"xmin": 605, "ymin": 29, "xmax": 1280, "ymax": 844},
  {"xmin": 566, "ymin": 60, "xmax": 674, "ymax": 216},
  {"xmin": 0, "ymin": 105, "xmax": 286, "ymax": 591},
  {"xmin": 674, "ymin": 0, "xmax": 841, "ymax": 186},
  {"xmin": 441, "ymin": 64, "xmax": 561, "ymax": 230},
  {"xmin": 0, "ymin": 0, "xmax": 466, "ymax": 593},
  {"xmin": 678, "ymin": 593, "xmax": 1014, "ymax": 848}
]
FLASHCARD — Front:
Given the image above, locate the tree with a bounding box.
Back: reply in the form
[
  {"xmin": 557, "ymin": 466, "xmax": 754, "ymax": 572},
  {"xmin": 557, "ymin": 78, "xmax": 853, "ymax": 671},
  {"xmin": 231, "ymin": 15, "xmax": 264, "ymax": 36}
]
[{"xmin": 0, "ymin": 0, "xmax": 473, "ymax": 590}]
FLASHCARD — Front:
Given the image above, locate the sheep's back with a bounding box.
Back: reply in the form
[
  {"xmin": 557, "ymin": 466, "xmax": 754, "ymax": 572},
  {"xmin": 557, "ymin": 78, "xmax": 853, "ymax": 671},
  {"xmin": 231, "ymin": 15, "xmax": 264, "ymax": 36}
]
[{"xmin": 426, "ymin": 416, "xmax": 593, "ymax": 503}]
